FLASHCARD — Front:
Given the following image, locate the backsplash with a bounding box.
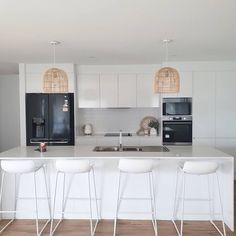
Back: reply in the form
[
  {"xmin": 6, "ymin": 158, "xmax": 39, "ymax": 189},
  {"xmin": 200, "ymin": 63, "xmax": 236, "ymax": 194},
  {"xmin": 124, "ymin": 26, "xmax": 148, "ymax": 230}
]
[{"xmin": 77, "ymin": 108, "xmax": 160, "ymax": 135}]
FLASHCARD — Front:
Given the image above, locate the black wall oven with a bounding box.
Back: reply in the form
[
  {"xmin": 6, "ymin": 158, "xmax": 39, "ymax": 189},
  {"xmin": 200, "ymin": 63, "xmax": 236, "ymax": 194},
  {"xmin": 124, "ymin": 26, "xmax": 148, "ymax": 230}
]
[
  {"xmin": 162, "ymin": 97, "xmax": 192, "ymax": 145},
  {"xmin": 162, "ymin": 117, "xmax": 192, "ymax": 145}
]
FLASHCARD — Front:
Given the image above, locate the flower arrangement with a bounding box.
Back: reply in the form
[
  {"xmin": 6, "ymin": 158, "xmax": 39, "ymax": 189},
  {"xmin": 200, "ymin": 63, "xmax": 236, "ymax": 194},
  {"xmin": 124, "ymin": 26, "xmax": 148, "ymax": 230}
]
[{"xmin": 148, "ymin": 120, "xmax": 159, "ymax": 135}]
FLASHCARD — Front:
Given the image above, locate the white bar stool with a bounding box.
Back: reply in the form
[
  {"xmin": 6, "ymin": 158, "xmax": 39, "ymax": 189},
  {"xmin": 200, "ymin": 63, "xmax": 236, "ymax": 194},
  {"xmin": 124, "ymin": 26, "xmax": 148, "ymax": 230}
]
[
  {"xmin": 172, "ymin": 161, "xmax": 226, "ymax": 236},
  {"xmin": 50, "ymin": 160, "xmax": 100, "ymax": 236},
  {"xmin": 113, "ymin": 159, "xmax": 158, "ymax": 236},
  {"xmin": 0, "ymin": 160, "xmax": 51, "ymax": 236}
]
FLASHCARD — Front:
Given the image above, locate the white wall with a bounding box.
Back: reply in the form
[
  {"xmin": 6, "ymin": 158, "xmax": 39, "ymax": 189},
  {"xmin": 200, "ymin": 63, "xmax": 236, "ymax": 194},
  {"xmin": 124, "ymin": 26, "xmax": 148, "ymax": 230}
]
[
  {"xmin": 0, "ymin": 75, "xmax": 20, "ymax": 152},
  {"xmin": 78, "ymin": 108, "xmax": 160, "ymax": 135}
]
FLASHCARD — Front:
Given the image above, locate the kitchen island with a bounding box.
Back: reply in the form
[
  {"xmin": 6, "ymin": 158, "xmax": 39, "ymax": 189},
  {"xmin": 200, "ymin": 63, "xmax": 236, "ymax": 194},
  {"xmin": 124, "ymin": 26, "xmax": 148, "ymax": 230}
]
[{"xmin": 0, "ymin": 145, "xmax": 234, "ymax": 232}]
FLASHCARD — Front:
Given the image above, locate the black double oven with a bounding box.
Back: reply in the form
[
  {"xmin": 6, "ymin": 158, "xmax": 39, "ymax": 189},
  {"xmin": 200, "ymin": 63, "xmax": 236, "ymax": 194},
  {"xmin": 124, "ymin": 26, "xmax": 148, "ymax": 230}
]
[{"xmin": 162, "ymin": 97, "xmax": 192, "ymax": 145}]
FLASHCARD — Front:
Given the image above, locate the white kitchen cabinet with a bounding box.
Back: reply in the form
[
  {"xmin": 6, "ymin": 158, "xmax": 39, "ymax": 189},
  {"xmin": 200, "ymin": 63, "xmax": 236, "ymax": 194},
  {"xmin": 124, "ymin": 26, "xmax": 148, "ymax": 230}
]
[
  {"xmin": 77, "ymin": 74, "xmax": 100, "ymax": 108},
  {"xmin": 137, "ymin": 74, "xmax": 160, "ymax": 107},
  {"xmin": 215, "ymin": 72, "xmax": 236, "ymax": 138},
  {"xmin": 100, "ymin": 74, "xmax": 118, "ymax": 108},
  {"xmin": 163, "ymin": 71, "xmax": 193, "ymax": 98},
  {"xmin": 193, "ymin": 72, "xmax": 215, "ymax": 138},
  {"xmin": 118, "ymin": 74, "xmax": 137, "ymax": 107}
]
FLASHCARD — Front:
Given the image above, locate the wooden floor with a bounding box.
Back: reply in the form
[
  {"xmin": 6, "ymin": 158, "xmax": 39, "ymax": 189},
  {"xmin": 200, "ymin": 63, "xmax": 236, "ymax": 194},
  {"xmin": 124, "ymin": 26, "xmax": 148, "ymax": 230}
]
[
  {"xmin": 0, "ymin": 219, "xmax": 234, "ymax": 236},
  {"xmin": 0, "ymin": 182, "xmax": 235, "ymax": 236}
]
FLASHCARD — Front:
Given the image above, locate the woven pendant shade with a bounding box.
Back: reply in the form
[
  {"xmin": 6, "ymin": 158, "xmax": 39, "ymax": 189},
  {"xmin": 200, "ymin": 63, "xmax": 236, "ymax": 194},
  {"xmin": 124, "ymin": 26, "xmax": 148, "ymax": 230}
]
[
  {"xmin": 43, "ymin": 68, "xmax": 68, "ymax": 93},
  {"xmin": 154, "ymin": 67, "xmax": 180, "ymax": 93}
]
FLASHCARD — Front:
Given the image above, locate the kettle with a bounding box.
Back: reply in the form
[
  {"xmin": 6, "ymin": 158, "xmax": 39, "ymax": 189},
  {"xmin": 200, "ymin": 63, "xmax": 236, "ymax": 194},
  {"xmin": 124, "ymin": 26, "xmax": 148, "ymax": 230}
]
[{"xmin": 83, "ymin": 124, "xmax": 93, "ymax": 135}]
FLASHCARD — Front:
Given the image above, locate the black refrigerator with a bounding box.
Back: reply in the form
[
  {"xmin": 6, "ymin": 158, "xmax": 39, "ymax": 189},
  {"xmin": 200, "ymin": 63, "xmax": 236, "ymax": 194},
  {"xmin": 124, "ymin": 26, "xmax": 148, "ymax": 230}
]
[{"xmin": 26, "ymin": 93, "xmax": 74, "ymax": 146}]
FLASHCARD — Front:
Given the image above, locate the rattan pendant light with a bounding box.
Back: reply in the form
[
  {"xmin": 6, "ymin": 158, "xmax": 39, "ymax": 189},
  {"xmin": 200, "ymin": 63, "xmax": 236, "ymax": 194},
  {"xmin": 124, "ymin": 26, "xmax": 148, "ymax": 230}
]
[
  {"xmin": 43, "ymin": 41, "xmax": 68, "ymax": 93},
  {"xmin": 154, "ymin": 39, "xmax": 180, "ymax": 93}
]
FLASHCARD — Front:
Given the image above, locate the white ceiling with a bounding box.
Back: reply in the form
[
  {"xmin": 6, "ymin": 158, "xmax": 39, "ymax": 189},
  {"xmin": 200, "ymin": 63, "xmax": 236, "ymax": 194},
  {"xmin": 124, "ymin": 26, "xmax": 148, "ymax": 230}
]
[{"xmin": 0, "ymin": 0, "xmax": 236, "ymax": 74}]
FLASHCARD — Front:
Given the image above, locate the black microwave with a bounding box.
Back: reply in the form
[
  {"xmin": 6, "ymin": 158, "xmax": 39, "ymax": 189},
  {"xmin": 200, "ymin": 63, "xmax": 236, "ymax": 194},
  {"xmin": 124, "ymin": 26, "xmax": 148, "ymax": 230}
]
[{"xmin": 163, "ymin": 97, "xmax": 192, "ymax": 116}]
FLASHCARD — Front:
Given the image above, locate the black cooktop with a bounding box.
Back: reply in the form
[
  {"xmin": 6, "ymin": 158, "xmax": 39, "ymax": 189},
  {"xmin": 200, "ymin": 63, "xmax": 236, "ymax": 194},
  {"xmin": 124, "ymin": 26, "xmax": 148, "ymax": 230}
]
[{"xmin": 104, "ymin": 133, "xmax": 132, "ymax": 137}]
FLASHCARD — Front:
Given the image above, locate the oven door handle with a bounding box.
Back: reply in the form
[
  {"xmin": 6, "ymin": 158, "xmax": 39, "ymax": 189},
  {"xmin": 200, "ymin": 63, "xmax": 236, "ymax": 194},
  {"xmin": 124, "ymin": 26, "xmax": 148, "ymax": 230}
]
[{"xmin": 163, "ymin": 121, "xmax": 192, "ymax": 125}]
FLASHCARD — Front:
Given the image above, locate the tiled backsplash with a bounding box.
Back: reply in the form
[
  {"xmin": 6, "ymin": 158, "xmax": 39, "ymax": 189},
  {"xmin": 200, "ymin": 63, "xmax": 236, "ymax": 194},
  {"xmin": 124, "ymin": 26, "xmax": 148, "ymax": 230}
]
[{"xmin": 77, "ymin": 108, "xmax": 160, "ymax": 135}]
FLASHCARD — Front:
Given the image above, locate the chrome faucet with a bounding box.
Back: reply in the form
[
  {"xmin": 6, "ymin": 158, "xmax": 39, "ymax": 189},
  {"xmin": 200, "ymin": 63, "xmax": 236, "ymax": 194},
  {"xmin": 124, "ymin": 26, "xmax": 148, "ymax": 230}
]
[{"xmin": 119, "ymin": 130, "xmax": 123, "ymax": 151}]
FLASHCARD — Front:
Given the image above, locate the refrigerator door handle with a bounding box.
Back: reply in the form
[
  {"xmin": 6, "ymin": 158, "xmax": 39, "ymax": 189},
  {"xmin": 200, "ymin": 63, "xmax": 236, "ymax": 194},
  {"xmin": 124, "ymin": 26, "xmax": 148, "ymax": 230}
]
[
  {"xmin": 30, "ymin": 139, "xmax": 69, "ymax": 144},
  {"xmin": 48, "ymin": 140, "xmax": 69, "ymax": 144}
]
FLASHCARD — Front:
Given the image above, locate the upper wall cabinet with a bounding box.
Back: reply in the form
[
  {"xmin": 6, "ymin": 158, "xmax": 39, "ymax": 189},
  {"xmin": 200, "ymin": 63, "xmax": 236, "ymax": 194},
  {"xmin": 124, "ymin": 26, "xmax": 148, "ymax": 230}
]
[
  {"xmin": 192, "ymin": 72, "xmax": 215, "ymax": 138},
  {"xmin": 118, "ymin": 74, "xmax": 137, "ymax": 107},
  {"xmin": 215, "ymin": 72, "xmax": 236, "ymax": 138},
  {"xmin": 77, "ymin": 74, "xmax": 100, "ymax": 108},
  {"xmin": 137, "ymin": 74, "xmax": 159, "ymax": 107},
  {"xmin": 100, "ymin": 74, "xmax": 118, "ymax": 108},
  {"xmin": 162, "ymin": 71, "xmax": 193, "ymax": 98},
  {"xmin": 77, "ymin": 73, "xmax": 160, "ymax": 108}
]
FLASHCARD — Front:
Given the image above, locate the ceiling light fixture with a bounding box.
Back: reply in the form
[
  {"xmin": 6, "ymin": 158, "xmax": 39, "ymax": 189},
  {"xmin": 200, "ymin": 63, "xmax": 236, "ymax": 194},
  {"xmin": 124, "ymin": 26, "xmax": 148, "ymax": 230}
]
[
  {"xmin": 154, "ymin": 39, "xmax": 180, "ymax": 93},
  {"xmin": 43, "ymin": 41, "xmax": 68, "ymax": 93}
]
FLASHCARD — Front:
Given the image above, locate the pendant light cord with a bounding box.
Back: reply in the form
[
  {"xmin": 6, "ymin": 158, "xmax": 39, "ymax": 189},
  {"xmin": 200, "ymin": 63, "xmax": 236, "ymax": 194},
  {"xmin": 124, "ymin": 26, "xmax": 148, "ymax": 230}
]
[
  {"xmin": 50, "ymin": 41, "xmax": 60, "ymax": 67},
  {"xmin": 165, "ymin": 41, "xmax": 169, "ymax": 64},
  {"xmin": 53, "ymin": 43, "xmax": 56, "ymax": 67}
]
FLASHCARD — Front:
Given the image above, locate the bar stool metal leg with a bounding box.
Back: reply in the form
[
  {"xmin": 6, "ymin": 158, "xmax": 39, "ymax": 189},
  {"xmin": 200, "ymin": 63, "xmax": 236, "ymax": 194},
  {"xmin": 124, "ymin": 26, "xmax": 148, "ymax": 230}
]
[
  {"xmin": 61, "ymin": 173, "xmax": 66, "ymax": 220},
  {"xmin": 34, "ymin": 172, "xmax": 39, "ymax": 236},
  {"xmin": 113, "ymin": 170, "xmax": 121, "ymax": 236},
  {"xmin": 92, "ymin": 168, "xmax": 100, "ymax": 221},
  {"xmin": 50, "ymin": 171, "xmax": 60, "ymax": 236},
  {"xmin": 50, "ymin": 166, "xmax": 100, "ymax": 236},
  {"xmin": 39, "ymin": 167, "xmax": 52, "ymax": 234},
  {"xmin": 207, "ymin": 175, "xmax": 214, "ymax": 221},
  {"xmin": 113, "ymin": 169, "xmax": 158, "ymax": 236},
  {"xmin": 172, "ymin": 168, "xmax": 182, "ymax": 236},
  {"xmin": 180, "ymin": 173, "xmax": 186, "ymax": 236},
  {"xmin": 88, "ymin": 171, "xmax": 93, "ymax": 236},
  {"xmin": 43, "ymin": 166, "xmax": 52, "ymax": 221},
  {"xmin": 34, "ymin": 168, "xmax": 52, "ymax": 236},
  {"xmin": 209, "ymin": 173, "xmax": 226, "ymax": 236},
  {"xmin": 149, "ymin": 172, "xmax": 158, "ymax": 236},
  {"xmin": 14, "ymin": 174, "xmax": 20, "ymax": 220},
  {"xmin": 172, "ymin": 169, "xmax": 179, "ymax": 220},
  {"xmin": 62, "ymin": 174, "xmax": 75, "ymax": 216},
  {"xmin": 0, "ymin": 171, "xmax": 14, "ymax": 233}
]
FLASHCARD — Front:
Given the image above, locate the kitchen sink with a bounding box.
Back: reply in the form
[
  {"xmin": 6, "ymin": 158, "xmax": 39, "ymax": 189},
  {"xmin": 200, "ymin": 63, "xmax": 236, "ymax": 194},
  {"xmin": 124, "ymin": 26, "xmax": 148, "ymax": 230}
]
[
  {"xmin": 123, "ymin": 147, "xmax": 143, "ymax": 152},
  {"xmin": 93, "ymin": 146, "xmax": 120, "ymax": 152},
  {"xmin": 93, "ymin": 146, "xmax": 169, "ymax": 152}
]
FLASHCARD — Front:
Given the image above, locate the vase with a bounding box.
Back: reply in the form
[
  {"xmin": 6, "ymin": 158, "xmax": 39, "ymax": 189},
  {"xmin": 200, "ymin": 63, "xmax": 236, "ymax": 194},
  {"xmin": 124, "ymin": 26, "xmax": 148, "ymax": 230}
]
[{"xmin": 150, "ymin": 128, "xmax": 157, "ymax": 136}]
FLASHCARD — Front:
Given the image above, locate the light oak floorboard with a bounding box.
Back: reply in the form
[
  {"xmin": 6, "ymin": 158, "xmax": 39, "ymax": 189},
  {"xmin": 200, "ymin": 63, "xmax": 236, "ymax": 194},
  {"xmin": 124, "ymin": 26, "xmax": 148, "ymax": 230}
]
[{"xmin": 0, "ymin": 219, "xmax": 234, "ymax": 236}]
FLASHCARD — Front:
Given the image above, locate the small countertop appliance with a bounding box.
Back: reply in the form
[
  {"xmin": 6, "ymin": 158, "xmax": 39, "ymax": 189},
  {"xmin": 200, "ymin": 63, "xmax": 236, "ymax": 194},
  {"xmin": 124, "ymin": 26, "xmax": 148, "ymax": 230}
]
[{"xmin": 83, "ymin": 124, "xmax": 93, "ymax": 135}]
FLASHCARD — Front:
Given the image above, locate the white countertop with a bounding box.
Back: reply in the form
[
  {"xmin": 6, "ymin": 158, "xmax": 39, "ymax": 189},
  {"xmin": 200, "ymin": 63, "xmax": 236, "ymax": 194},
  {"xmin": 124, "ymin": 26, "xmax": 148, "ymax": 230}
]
[{"xmin": 0, "ymin": 145, "xmax": 233, "ymax": 160}]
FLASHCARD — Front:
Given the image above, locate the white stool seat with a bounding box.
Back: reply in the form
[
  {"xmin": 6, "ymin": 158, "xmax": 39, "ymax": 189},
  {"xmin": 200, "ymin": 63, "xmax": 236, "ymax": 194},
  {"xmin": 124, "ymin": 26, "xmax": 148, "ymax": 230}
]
[
  {"xmin": 119, "ymin": 159, "xmax": 153, "ymax": 173},
  {"xmin": 182, "ymin": 161, "xmax": 218, "ymax": 175},
  {"xmin": 55, "ymin": 160, "xmax": 92, "ymax": 173},
  {"xmin": 1, "ymin": 160, "xmax": 44, "ymax": 174}
]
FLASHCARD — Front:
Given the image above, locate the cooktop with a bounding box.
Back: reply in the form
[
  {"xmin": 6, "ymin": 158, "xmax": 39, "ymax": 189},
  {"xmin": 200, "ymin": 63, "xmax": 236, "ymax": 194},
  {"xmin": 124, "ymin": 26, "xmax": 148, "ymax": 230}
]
[{"xmin": 104, "ymin": 133, "xmax": 132, "ymax": 137}]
